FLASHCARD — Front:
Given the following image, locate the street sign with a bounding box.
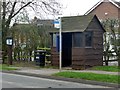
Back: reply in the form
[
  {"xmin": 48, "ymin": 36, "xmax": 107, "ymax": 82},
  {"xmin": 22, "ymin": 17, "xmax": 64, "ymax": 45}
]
[
  {"xmin": 6, "ymin": 37, "xmax": 13, "ymax": 46},
  {"xmin": 54, "ymin": 19, "xmax": 60, "ymax": 29}
]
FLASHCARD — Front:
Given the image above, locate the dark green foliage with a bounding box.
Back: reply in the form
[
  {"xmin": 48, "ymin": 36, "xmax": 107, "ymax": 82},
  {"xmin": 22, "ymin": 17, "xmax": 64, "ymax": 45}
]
[{"xmin": 10, "ymin": 24, "xmax": 52, "ymax": 62}]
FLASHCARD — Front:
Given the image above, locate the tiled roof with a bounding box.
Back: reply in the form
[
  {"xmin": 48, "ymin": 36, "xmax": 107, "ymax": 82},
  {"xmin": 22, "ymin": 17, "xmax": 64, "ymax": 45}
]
[
  {"xmin": 36, "ymin": 19, "xmax": 54, "ymax": 27},
  {"xmin": 50, "ymin": 15, "xmax": 96, "ymax": 33},
  {"xmin": 114, "ymin": 1, "xmax": 120, "ymax": 7},
  {"xmin": 61, "ymin": 15, "xmax": 94, "ymax": 32},
  {"xmin": 85, "ymin": 0, "xmax": 120, "ymax": 15}
]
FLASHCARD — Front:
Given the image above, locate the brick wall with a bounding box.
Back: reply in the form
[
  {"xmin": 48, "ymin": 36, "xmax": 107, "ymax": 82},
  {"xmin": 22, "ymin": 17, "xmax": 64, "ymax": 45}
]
[{"xmin": 89, "ymin": 2, "xmax": 119, "ymax": 20}]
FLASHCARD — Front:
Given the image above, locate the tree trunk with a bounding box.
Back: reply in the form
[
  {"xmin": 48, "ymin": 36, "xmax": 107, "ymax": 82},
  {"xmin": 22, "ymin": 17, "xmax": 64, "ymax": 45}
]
[
  {"xmin": 105, "ymin": 56, "xmax": 108, "ymax": 66},
  {"xmin": 2, "ymin": 2, "xmax": 7, "ymax": 64},
  {"xmin": 106, "ymin": 56, "xmax": 109, "ymax": 66},
  {"xmin": 7, "ymin": 45, "xmax": 13, "ymax": 65},
  {"xmin": 29, "ymin": 51, "xmax": 32, "ymax": 61},
  {"xmin": 118, "ymin": 53, "xmax": 120, "ymax": 67},
  {"xmin": 17, "ymin": 51, "xmax": 20, "ymax": 61}
]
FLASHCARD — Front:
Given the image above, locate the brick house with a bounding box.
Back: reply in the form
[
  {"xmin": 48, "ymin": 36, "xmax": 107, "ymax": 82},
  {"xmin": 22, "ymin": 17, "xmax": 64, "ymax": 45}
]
[{"xmin": 85, "ymin": 0, "xmax": 120, "ymax": 20}]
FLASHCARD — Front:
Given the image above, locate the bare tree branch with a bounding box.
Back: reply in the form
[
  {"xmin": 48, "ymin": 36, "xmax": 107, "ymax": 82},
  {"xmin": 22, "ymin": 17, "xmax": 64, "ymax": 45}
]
[
  {"xmin": 6, "ymin": 2, "xmax": 17, "ymax": 26},
  {"xmin": 11, "ymin": 2, "xmax": 32, "ymax": 18}
]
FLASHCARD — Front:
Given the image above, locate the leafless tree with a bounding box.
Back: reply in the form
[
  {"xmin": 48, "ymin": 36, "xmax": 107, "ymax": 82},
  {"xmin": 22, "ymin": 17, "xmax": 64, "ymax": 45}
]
[
  {"xmin": 1, "ymin": 0, "xmax": 62, "ymax": 64},
  {"xmin": 102, "ymin": 19, "xmax": 120, "ymax": 66}
]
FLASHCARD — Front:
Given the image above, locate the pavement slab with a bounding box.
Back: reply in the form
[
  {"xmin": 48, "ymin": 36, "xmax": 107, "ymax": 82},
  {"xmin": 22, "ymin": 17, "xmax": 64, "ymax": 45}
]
[{"xmin": 13, "ymin": 67, "xmax": 119, "ymax": 76}]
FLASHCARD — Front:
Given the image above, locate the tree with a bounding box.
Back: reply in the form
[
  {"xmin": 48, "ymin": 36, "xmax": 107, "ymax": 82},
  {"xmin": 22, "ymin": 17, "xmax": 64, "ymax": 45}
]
[
  {"xmin": 102, "ymin": 19, "xmax": 120, "ymax": 66},
  {"xmin": 103, "ymin": 32, "xmax": 112, "ymax": 66},
  {"xmin": 109, "ymin": 20, "xmax": 120, "ymax": 66},
  {"xmin": 1, "ymin": 0, "xmax": 62, "ymax": 64},
  {"xmin": 0, "ymin": 1, "xmax": 2, "ymax": 50},
  {"xmin": 10, "ymin": 23, "xmax": 39, "ymax": 61}
]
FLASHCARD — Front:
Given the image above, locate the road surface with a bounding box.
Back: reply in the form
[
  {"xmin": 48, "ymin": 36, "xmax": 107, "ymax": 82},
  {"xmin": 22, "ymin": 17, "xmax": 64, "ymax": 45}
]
[{"xmin": 1, "ymin": 72, "xmax": 112, "ymax": 88}]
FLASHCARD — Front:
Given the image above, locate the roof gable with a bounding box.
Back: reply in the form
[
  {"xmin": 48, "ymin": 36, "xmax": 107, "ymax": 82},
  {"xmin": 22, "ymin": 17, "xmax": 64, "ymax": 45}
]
[
  {"xmin": 86, "ymin": 15, "xmax": 106, "ymax": 32},
  {"xmin": 61, "ymin": 15, "xmax": 94, "ymax": 32},
  {"xmin": 85, "ymin": 0, "xmax": 120, "ymax": 15}
]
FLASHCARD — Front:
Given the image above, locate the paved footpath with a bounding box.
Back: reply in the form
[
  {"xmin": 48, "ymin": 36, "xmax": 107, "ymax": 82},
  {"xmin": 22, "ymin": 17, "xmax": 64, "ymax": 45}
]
[
  {"xmin": 13, "ymin": 67, "xmax": 119, "ymax": 76},
  {"xmin": 15, "ymin": 67, "xmax": 60, "ymax": 75}
]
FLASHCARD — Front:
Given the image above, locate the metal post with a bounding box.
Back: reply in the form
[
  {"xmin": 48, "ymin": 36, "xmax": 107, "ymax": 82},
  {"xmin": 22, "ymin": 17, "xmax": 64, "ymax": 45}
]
[{"xmin": 59, "ymin": 17, "xmax": 62, "ymax": 72}]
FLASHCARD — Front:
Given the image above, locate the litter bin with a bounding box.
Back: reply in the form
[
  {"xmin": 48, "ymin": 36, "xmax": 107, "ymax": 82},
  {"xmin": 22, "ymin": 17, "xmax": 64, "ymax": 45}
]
[{"xmin": 34, "ymin": 50, "xmax": 46, "ymax": 66}]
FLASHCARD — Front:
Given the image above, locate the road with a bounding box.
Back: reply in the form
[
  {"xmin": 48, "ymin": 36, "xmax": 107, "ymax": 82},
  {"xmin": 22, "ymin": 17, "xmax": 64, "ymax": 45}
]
[{"xmin": 1, "ymin": 72, "xmax": 112, "ymax": 88}]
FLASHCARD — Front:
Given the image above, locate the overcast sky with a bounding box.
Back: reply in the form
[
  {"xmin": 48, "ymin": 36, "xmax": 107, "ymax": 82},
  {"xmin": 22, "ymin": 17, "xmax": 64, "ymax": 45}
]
[
  {"xmin": 60, "ymin": 0, "xmax": 120, "ymax": 17},
  {"xmin": 26, "ymin": 0, "xmax": 120, "ymax": 20}
]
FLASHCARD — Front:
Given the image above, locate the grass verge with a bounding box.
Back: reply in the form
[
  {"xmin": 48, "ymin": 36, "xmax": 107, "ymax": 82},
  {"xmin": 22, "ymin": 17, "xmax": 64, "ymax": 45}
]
[
  {"xmin": 90, "ymin": 66, "xmax": 120, "ymax": 72},
  {"xmin": 0, "ymin": 64, "xmax": 18, "ymax": 71},
  {"xmin": 53, "ymin": 71, "xmax": 120, "ymax": 84}
]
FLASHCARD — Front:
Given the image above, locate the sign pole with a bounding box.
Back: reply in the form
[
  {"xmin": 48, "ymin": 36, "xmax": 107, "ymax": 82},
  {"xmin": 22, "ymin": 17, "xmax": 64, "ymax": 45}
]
[
  {"xmin": 59, "ymin": 17, "xmax": 62, "ymax": 72},
  {"xmin": 54, "ymin": 17, "xmax": 62, "ymax": 72},
  {"xmin": 6, "ymin": 37, "xmax": 13, "ymax": 65}
]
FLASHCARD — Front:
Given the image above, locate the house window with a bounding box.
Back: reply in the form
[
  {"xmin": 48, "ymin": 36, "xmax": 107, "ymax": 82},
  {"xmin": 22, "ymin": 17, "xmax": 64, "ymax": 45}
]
[
  {"xmin": 85, "ymin": 32, "xmax": 93, "ymax": 47},
  {"xmin": 73, "ymin": 33, "xmax": 83, "ymax": 47}
]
